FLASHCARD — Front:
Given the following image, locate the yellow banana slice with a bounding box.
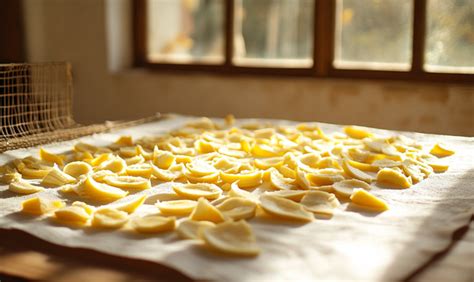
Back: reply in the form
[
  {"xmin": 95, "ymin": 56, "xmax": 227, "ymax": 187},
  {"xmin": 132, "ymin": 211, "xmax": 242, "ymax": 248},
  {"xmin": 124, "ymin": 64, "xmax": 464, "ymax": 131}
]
[
  {"xmin": 202, "ymin": 220, "xmax": 260, "ymax": 256},
  {"xmin": 430, "ymin": 143, "xmax": 455, "ymax": 157},
  {"xmin": 263, "ymin": 190, "xmax": 308, "ymax": 202},
  {"xmin": 376, "ymin": 168, "xmax": 412, "ymax": 189},
  {"xmin": 54, "ymin": 206, "xmax": 90, "ymax": 224},
  {"xmin": 41, "ymin": 166, "xmax": 76, "ymax": 187},
  {"xmin": 112, "ymin": 195, "xmax": 146, "ymax": 214},
  {"xmin": 63, "ymin": 161, "xmax": 92, "ymax": 178},
  {"xmin": 333, "ymin": 179, "xmax": 371, "ymax": 198},
  {"xmin": 220, "ymin": 170, "xmax": 262, "ymax": 189},
  {"xmin": 344, "ymin": 126, "xmax": 372, "ymax": 139},
  {"xmin": 103, "ymin": 175, "xmax": 151, "ymax": 190},
  {"xmin": 189, "ymin": 198, "xmax": 226, "ymax": 223},
  {"xmin": 92, "ymin": 207, "xmax": 129, "ymax": 229},
  {"xmin": 9, "ymin": 180, "xmax": 44, "ymax": 194},
  {"xmin": 216, "ymin": 197, "xmax": 257, "ymax": 220},
  {"xmin": 127, "ymin": 163, "xmax": 153, "ymax": 178},
  {"xmin": 153, "ymin": 149, "xmax": 176, "ymax": 169},
  {"xmin": 157, "ymin": 200, "xmax": 197, "ymax": 216},
  {"xmin": 259, "ymin": 194, "xmax": 313, "ymax": 222},
  {"xmin": 173, "ymin": 183, "xmax": 222, "ymax": 200},
  {"xmin": 39, "ymin": 148, "xmax": 65, "ymax": 166},
  {"xmin": 177, "ymin": 219, "xmax": 215, "ymax": 240},
  {"xmin": 132, "ymin": 215, "xmax": 176, "ymax": 233},
  {"xmin": 300, "ymin": 191, "xmax": 340, "ymax": 216},
  {"xmin": 73, "ymin": 176, "xmax": 128, "ymax": 202},
  {"xmin": 350, "ymin": 189, "xmax": 389, "ymax": 212},
  {"xmin": 21, "ymin": 197, "xmax": 64, "ymax": 215},
  {"xmin": 342, "ymin": 160, "xmax": 374, "ymax": 183}
]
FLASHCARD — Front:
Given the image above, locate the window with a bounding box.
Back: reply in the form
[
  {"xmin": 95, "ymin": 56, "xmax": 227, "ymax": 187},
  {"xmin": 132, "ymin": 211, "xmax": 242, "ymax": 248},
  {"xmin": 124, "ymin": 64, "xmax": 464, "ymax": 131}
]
[{"xmin": 134, "ymin": 0, "xmax": 474, "ymax": 82}]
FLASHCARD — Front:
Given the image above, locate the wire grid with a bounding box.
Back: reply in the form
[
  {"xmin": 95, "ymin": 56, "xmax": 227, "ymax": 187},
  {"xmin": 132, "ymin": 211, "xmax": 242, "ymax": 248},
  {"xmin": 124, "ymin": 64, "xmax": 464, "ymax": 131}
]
[{"xmin": 0, "ymin": 62, "xmax": 163, "ymax": 152}]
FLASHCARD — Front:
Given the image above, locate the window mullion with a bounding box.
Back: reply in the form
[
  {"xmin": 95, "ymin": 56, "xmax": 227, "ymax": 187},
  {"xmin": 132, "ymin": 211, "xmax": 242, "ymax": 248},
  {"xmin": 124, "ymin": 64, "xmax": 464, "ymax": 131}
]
[
  {"xmin": 411, "ymin": 0, "xmax": 427, "ymax": 74},
  {"xmin": 224, "ymin": 0, "xmax": 235, "ymax": 69}
]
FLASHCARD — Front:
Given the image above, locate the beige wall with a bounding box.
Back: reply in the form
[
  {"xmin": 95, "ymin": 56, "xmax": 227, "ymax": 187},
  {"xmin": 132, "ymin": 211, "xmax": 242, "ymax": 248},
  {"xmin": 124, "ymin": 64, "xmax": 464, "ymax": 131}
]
[{"xmin": 23, "ymin": 0, "xmax": 474, "ymax": 136}]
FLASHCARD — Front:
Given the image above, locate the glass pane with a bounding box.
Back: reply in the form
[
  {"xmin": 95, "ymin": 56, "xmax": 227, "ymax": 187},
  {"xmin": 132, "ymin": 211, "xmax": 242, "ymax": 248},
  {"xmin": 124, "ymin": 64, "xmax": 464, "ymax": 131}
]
[
  {"xmin": 334, "ymin": 0, "xmax": 413, "ymax": 70},
  {"xmin": 147, "ymin": 0, "xmax": 224, "ymax": 64},
  {"xmin": 233, "ymin": 0, "xmax": 314, "ymax": 68},
  {"xmin": 425, "ymin": 0, "xmax": 474, "ymax": 73}
]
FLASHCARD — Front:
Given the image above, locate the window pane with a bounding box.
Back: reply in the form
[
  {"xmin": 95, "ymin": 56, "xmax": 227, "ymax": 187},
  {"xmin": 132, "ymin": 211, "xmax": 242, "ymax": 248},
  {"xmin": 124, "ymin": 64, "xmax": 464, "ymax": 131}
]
[
  {"xmin": 233, "ymin": 0, "xmax": 314, "ymax": 68},
  {"xmin": 334, "ymin": 0, "xmax": 413, "ymax": 70},
  {"xmin": 425, "ymin": 0, "xmax": 474, "ymax": 73},
  {"xmin": 147, "ymin": 0, "xmax": 224, "ymax": 64}
]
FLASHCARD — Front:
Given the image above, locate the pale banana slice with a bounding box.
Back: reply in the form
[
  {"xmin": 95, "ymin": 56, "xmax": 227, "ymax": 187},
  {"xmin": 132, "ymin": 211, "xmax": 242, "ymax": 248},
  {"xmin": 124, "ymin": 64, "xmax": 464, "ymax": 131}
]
[
  {"xmin": 220, "ymin": 170, "xmax": 263, "ymax": 188},
  {"xmin": 73, "ymin": 176, "xmax": 128, "ymax": 202},
  {"xmin": 333, "ymin": 179, "xmax": 371, "ymax": 198},
  {"xmin": 173, "ymin": 183, "xmax": 222, "ymax": 200},
  {"xmin": 300, "ymin": 191, "xmax": 340, "ymax": 216},
  {"xmin": 132, "ymin": 215, "xmax": 176, "ymax": 233},
  {"xmin": 112, "ymin": 195, "xmax": 146, "ymax": 214},
  {"xmin": 177, "ymin": 219, "xmax": 215, "ymax": 240},
  {"xmin": 41, "ymin": 166, "xmax": 76, "ymax": 187},
  {"xmin": 350, "ymin": 189, "xmax": 389, "ymax": 211},
  {"xmin": 54, "ymin": 206, "xmax": 90, "ymax": 223},
  {"xmin": 263, "ymin": 190, "xmax": 308, "ymax": 202},
  {"xmin": 103, "ymin": 175, "xmax": 151, "ymax": 190},
  {"xmin": 125, "ymin": 163, "xmax": 152, "ymax": 178},
  {"xmin": 92, "ymin": 207, "xmax": 129, "ymax": 229},
  {"xmin": 342, "ymin": 160, "xmax": 374, "ymax": 183},
  {"xmin": 216, "ymin": 197, "xmax": 257, "ymax": 220},
  {"xmin": 157, "ymin": 200, "xmax": 197, "ymax": 216},
  {"xmin": 189, "ymin": 198, "xmax": 226, "ymax": 223},
  {"xmin": 430, "ymin": 143, "xmax": 455, "ymax": 158},
  {"xmin": 63, "ymin": 161, "xmax": 92, "ymax": 178},
  {"xmin": 259, "ymin": 194, "xmax": 313, "ymax": 222},
  {"xmin": 21, "ymin": 197, "xmax": 64, "ymax": 215},
  {"xmin": 202, "ymin": 220, "xmax": 260, "ymax": 256},
  {"xmin": 9, "ymin": 180, "xmax": 44, "ymax": 194},
  {"xmin": 376, "ymin": 168, "xmax": 412, "ymax": 189},
  {"xmin": 39, "ymin": 148, "xmax": 65, "ymax": 166}
]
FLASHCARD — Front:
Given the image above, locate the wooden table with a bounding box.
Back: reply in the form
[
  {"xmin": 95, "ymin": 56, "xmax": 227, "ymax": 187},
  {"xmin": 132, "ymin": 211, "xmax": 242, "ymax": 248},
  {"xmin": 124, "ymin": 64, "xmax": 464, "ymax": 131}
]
[{"xmin": 1, "ymin": 218, "xmax": 472, "ymax": 281}]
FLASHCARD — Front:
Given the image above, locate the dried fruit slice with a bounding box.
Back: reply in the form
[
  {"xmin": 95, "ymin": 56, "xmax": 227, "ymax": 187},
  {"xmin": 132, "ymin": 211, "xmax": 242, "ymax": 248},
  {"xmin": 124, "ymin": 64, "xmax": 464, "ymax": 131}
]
[
  {"xmin": 295, "ymin": 168, "xmax": 312, "ymax": 190},
  {"xmin": 63, "ymin": 161, "xmax": 92, "ymax": 178},
  {"xmin": 90, "ymin": 153, "xmax": 112, "ymax": 167},
  {"xmin": 132, "ymin": 215, "xmax": 176, "ymax": 233},
  {"xmin": 39, "ymin": 148, "xmax": 65, "ymax": 166},
  {"xmin": 306, "ymin": 171, "xmax": 344, "ymax": 186},
  {"xmin": 300, "ymin": 191, "xmax": 340, "ymax": 216},
  {"xmin": 402, "ymin": 159, "xmax": 424, "ymax": 183},
  {"xmin": 177, "ymin": 219, "xmax": 215, "ymax": 240},
  {"xmin": 9, "ymin": 180, "xmax": 44, "ymax": 194},
  {"xmin": 202, "ymin": 220, "xmax": 260, "ymax": 256},
  {"xmin": 333, "ymin": 179, "xmax": 371, "ymax": 198},
  {"xmin": 73, "ymin": 176, "xmax": 128, "ymax": 202},
  {"xmin": 216, "ymin": 197, "xmax": 257, "ymax": 220},
  {"xmin": 41, "ymin": 166, "xmax": 76, "ymax": 187},
  {"xmin": 114, "ymin": 135, "xmax": 133, "ymax": 146},
  {"xmin": 18, "ymin": 166, "xmax": 52, "ymax": 179},
  {"xmin": 342, "ymin": 160, "xmax": 374, "ymax": 183},
  {"xmin": 97, "ymin": 157, "xmax": 126, "ymax": 174},
  {"xmin": 74, "ymin": 142, "xmax": 98, "ymax": 153},
  {"xmin": 103, "ymin": 175, "xmax": 151, "ymax": 190},
  {"xmin": 259, "ymin": 194, "xmax": 313, "ymax": 222},
  {"xmin": 153, "ymin": 149, "xmax": 176, "ymax": 169},
  {"xmin": 125, "ymin": 155, "xmax": 145, "ymax": 166},
  {"xmin": 376, "ymin": 168, "xmax": 412, "ymax": 189},
  {"xmin": 268, "ymin": 168, "xmax": 296, "ymax": 190},
  {"xmin": 184, "ymin": 171, "xmax": 219, "ymax": 184},
  {"xmin": 430, "ymin": 143, "xmax": 455, "ymax": 158},
  {"xmin": 346, "ymin": 159, "xmax": 379, "ymax": 172},
  {"xmin": 254, "ymin": 157, "xmax": 283, "ymax": 170},
  {"xmin": 189, "ymin": 198, "xmax": 226, "ymax": 223},
  {"xmin": 54, "ymin": 206, "xmax": 90, "ymax": 223},
  {"xmin": 220, "ymin": 170, "xmax": 263, "ymax": 189},
  {"xmin": 186, "ymin": 160, "xmax": 217, "ymax": 176},
  {"xmin": 92, "ymin": 207, "xmax": 129, "ymax": 229},
  {"xmin": 21, "ymin": 197, "xmax": 64, "ymax": 215},
  {"xmin": 263, "ymin": 190, "xmax": 308, "ymax": 202},
  {"xmin": 228, "ymin": 181, "xmax": 258, "ymax": 202},
  {"xmin": 157, "ymin": 200, "xmax": 197, "ymax": 216},
  {"xmin": 118, "ymin": 146, "xmax": 139, "ymax": 158},
  {"xmin": 72, "ymin": 201, "xmax": 95, "ymax": 215},
  {"xmin": 427, "ymin": 162, "xmax": 449, "ymax": 173},
  {"xmin": 350, "ymin": 189, "xmax": 389, "ymax": 211},
  {"xmin": 112, "ymin": 195, "xmax": 146, "ymax": 214},
  {"xmin": 344, "ymin": 126, "xmax": 372, "ymax": 139},
  {"xmin": 150, "ymin": 163, "xmax": 177, "ymax": 181},
  {"xmin": 173, "ymin": 183, "xmax": 222, "ymax": 200}
]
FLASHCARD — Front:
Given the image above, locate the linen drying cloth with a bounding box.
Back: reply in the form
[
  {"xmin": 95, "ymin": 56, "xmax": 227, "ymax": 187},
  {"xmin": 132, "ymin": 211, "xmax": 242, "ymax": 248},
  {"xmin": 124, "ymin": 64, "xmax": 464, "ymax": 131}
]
[{"xmin": 0, "ymin": 115, "xmax": 473, "ymax": 281}]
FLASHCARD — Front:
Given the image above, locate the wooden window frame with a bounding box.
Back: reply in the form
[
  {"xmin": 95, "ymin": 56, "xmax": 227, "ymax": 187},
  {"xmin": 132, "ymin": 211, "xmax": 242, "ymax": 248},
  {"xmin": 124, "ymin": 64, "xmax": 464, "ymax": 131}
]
[{"xmin": 133, "ymin": 0, "xmax": 473, "ymax": 83}]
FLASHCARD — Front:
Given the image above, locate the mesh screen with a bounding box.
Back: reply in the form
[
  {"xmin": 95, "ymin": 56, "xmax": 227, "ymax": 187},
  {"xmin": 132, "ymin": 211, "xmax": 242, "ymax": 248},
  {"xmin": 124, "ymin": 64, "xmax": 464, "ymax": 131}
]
[{"xmin": 0, "ymin": 62, "xmax": 162, "ymax": 152}]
